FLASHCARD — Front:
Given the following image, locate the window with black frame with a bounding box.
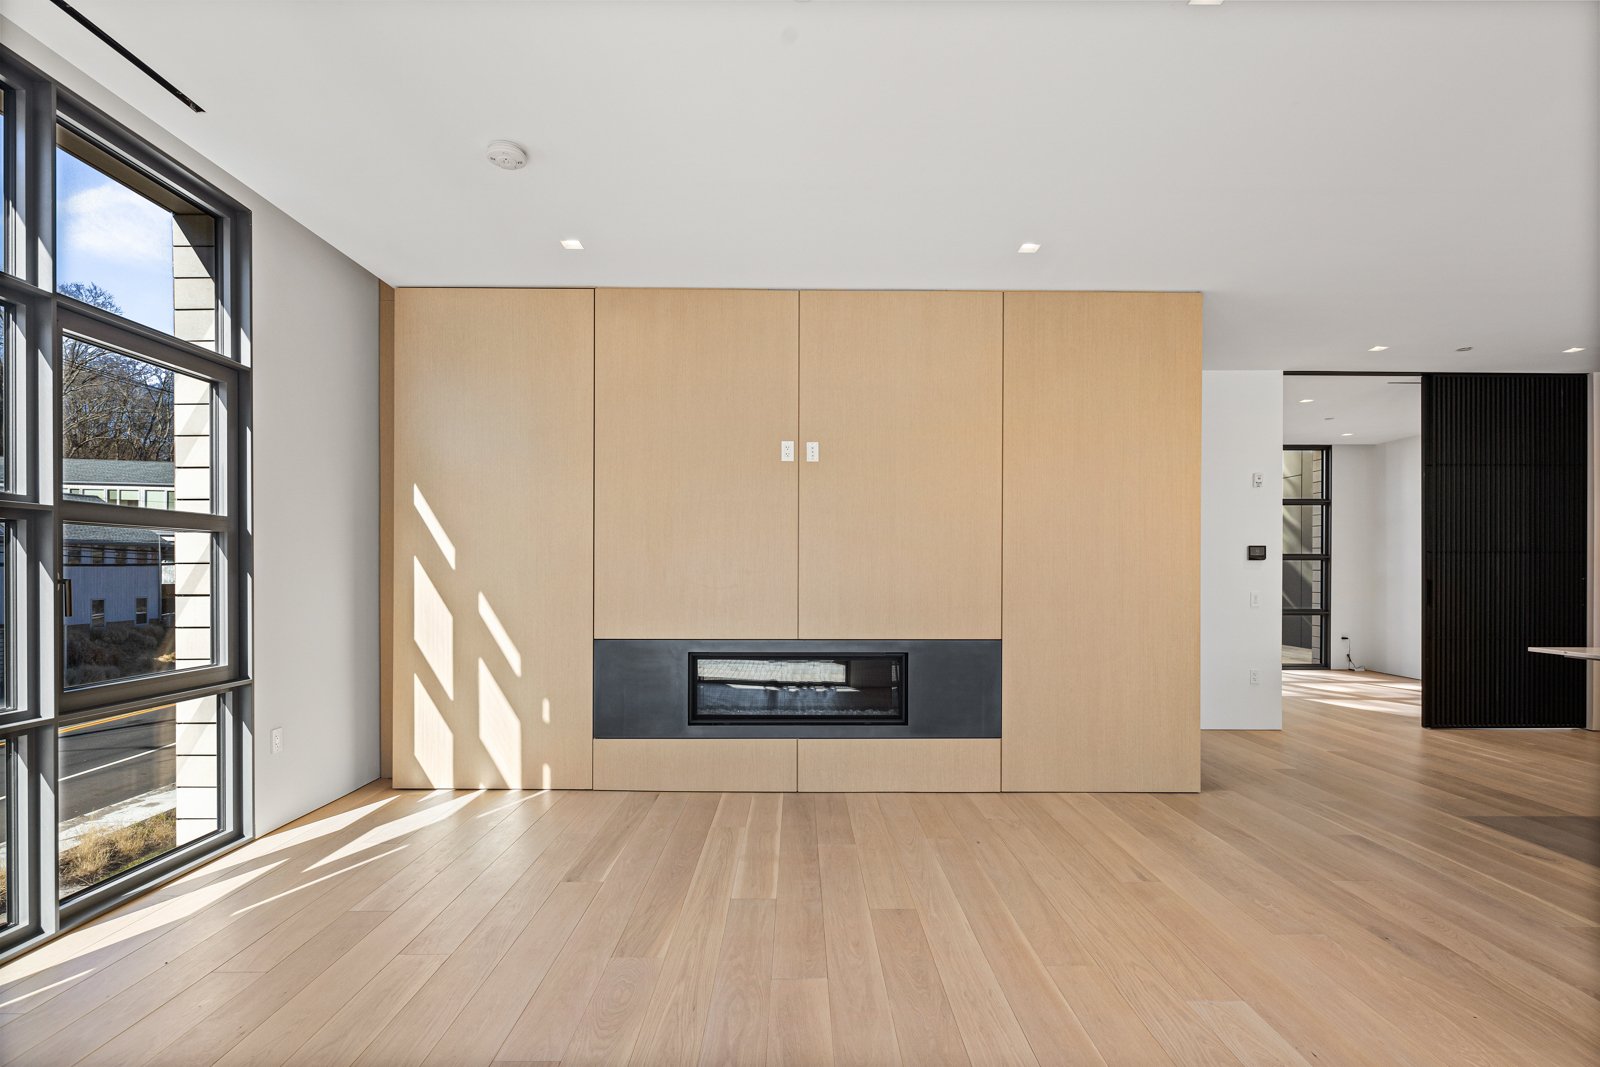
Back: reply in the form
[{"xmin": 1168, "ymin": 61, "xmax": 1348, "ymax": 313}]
[
  {"xmin": 0, "ymin": 46, "xmax": 250, "ymax": 962},
  {"xmin": 1282, "ymin": 446, "xmax": 1330, "ymax": 669}
]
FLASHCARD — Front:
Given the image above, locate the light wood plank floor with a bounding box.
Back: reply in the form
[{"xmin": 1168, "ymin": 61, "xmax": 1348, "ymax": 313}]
[{"xmin": 2, "ymin": 672, "xmax": 1596, "ymax": 1066}]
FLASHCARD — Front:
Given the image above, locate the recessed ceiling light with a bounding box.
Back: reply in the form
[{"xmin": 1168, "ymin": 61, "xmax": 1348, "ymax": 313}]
[
  {"xmin": 1456, "ymin": 346, "xmax": 1473, "ymax": 352},
  {"xmin": 560, "ymin": 239, "xmax": 584, "ymax": 250},
  {"xmin": 1298, "ymin": 399, "xmax": 1314, "ymax": 404},
  {"xmin": 1368, "ymin": 345, "xmax": 1389, "ymax": 352},
  {"xmin": 1341, "ymin": 433, "xmax": 1354, "ymax": 437},
  {"xmin": 1564, "ymin": 347, "xmax": 1586, "ymax": 354},
  {"xmin": 1017, "ymin": 242, "xmax": 1041, "ymax": 254},
  {"xmin": 1189, "ymin": 0, "xmax": 1225, "ymax": 5}
]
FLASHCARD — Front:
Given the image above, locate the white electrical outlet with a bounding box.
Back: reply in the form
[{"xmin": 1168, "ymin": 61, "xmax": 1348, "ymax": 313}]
[
  {"xmin": 780, "ymin": 440, "xmax": 795, "ymax": 462},
  {"xmin": 1248, "ymin": 669, "xmax": 1260, "ymax": 686},
  {"xmin": 271, "ymin": 727, "xmax": 284, "ymax": 754}
]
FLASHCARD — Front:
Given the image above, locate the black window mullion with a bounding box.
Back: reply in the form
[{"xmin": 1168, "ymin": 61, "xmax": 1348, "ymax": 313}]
[
  {"xmin": 0, "ymin": 41, "xmax": 250, "ymax": 965},
  {"xmin": 1283, "ymin": 445, "xmax": 1331, "ymax": 670}
]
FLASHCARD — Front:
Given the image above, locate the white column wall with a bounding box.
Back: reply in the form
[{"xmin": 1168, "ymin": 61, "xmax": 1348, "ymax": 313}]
[{"xmin": 1201, "ymin": 371, "xmax": 1284, "ymax": 729}]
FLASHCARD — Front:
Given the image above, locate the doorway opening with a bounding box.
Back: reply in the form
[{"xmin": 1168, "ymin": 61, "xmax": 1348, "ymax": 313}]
[{"xmin": 1281, "ymin": 374, "xmax": 1422, "ymax": 688}]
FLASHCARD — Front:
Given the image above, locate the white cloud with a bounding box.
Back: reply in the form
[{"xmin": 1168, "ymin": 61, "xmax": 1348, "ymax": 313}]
[{"xmin": 60, "ymin": 181, "xmax": 172, "ymax": 268}]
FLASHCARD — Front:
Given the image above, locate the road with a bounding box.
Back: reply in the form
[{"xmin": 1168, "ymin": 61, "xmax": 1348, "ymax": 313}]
[{"xmin": 0, "ymin": 706, "xmax": 176, "ymax": 848}]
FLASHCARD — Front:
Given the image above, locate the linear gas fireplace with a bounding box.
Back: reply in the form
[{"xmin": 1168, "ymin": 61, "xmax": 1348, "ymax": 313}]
[
  {"xmin": 690, "ymin": 654, "xmax": 907, "ymax": 725},
  {"xmin": 594, "ymin": 639, "xmax": 1000, "ymax": 739}
]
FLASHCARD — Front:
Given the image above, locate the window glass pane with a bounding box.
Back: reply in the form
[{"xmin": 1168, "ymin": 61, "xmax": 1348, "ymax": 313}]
[
  {"xmin": 0, "ymin": 88, "xmax": 8, "ymax": 276},
  {"xmin": 1283, "ymin": 560, "xmax": 1325, "ymax": 610},
  {"xmin": 0, "ymin": 304, "xmax": 8, "ymax": 488},
  {"xmin": 58, "ymin": 698, "xmax": 220, "ymax": 899},
  {"xmin": 1282, "ymin": 448, "xmax": 1326, "ymax": 500},
  {"xmin": 55, "ymin": 127, "xmax": 218, "ymax": 345},
  {"xmin": 1283, "ymin": 504, "xmax": 1325, "ymax": 556},
  {"xmin": 1283, "ymin": 615, "xmax": 1323, "ymax": 666},
  {"xmin": 0, "ymin": 521, "xmax": 8, "ymax": 707},
  {"xmin": 1, "ymin": 735, "xmax": 9, "ymax": 926},
  {"xmin": 61, "ymin": 333, "xmax": 212, "ymax": 513},
  {"xmin": 63, "ymin": 523, "xmax": 214, "ymax": 689}
]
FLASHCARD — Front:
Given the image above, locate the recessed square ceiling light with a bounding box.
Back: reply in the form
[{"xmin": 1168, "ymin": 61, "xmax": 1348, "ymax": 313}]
[
  {"xmin": 1564, "ymin": 347, "xmax": 1586, "ymax": 353},
  {"xmin": 1368, "ymin": 345, "xmax": 1389, "ymax": 352},
  {"xmin": 560, "ymin": 238, "xmax": 584, "ymax": 250},
  {"xmin": 1341, "ymin": 433, "xmax": 1354, "ymax": 437},
  {"xmin": 1017, "ymin": 242, "xmax": 1041, "ymax": 254},
  {"xmin": 1298, "ymin": 398, "xmax": 1314, "ymax": 404}
]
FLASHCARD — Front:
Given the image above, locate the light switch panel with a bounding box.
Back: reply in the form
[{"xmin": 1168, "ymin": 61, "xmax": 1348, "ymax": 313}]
[{"xmin": 806, "ymin": 441, "xmax": 819, "ymax": 462}]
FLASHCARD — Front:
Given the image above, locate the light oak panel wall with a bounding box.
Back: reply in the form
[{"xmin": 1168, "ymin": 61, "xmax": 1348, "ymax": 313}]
[
  {"xmin": 392, "ymin": 288, "xmax": 594, "ymax": 788},
  {"xmin": 595, "ymin": 289, "xmax": 800, "ymax": 638},
  {"xmin": 1002, "ymin": 292, "xmax": 1202, "ymax": 791},
  {"xmin": 797, "ymin": 739, "xmax": 1000, "ymax": 792},
  {"xmin": 798, "ymin": 291, "xmax": 1003, "ymax": 638},
  {"xmin": 593, "ymin": 739, "xmax": 798, "ymax": 792}
]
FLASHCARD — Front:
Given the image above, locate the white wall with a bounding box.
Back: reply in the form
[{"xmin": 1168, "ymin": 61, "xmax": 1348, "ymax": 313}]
[
  {"xmin": 1329, "ymin": 438, "xmax": 1421, "ymax": 679},
  {"xmin": 1201, "ymin": 371, "xmax": 1284, "ymax": 729},
  {"xmin": 5, "ymin": 22, "xmax": 381, "ymax": 833},
  {"xmin": 1378, "ymin": 436, "xmax": 1423, "ymax": 679},
  {"xmin": 1328, "ymin": 445, "xmax": 1378, "ymax": 671}
]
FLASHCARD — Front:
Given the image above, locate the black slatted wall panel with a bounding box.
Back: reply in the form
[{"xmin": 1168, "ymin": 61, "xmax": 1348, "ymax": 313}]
[{"xmin": 1423, "ymin": 374, "xmax": 1588, "ymax": 728}]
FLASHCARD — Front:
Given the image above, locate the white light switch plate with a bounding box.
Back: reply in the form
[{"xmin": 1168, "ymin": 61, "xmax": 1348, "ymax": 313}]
[
  {"xmin": 806, "ymin": 441, "xmax": 819, "ymax": 462},
  {"xmin": 271, "ymin": 727, "xmax": 284, "ymax": 754}
]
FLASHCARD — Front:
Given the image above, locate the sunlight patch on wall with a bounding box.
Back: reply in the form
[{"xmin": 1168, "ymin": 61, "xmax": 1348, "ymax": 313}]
[
  {"xmin": 413, "ymin": 484, "xmax": 457, "ymax": 568},
  {"xmin": 413, "ymin": 675, "xmax": 453, "ymax": 785},
  {"xmin": 478, "ymin": 593, "xmax": 523, "ymax": 677},
  {"xmin": 478, "ymin": 659, "xmax": 522, "ymax": 787},
  {"xmin": 413, "ymin": 558, "xmax": 454, "ymax": 698}
]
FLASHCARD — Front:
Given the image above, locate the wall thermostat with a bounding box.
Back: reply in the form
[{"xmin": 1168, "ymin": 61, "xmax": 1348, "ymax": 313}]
[{"xmin": 1247, "ymin": 545, "xmax": 1267, "ymax": 561}]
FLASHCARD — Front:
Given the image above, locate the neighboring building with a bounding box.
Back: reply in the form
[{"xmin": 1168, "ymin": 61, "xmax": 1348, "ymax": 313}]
[
  {"xmin": 61, "ymin": 460, "xmax": 176, "ymax": 628},
  {"xmin": 63, "ymin": 458, "xmax": 177, "ymax": 511},
  {"xmin": 62, "ymin": 510, "xmax": 170, "ymax": 628}
]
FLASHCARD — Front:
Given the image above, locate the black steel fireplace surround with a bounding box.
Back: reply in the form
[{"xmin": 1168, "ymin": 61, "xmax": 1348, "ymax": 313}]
[{"xmin": 594, "ymin": 640, "xmax": 1001, "ymax": 739}]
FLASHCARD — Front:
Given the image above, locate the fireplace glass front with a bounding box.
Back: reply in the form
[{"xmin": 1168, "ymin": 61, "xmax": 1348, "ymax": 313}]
[{"xmin": 689, "ymin": 653, "xmax": 907, "ymax": 725}]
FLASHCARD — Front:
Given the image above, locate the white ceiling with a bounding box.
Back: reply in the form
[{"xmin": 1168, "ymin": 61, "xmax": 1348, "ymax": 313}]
[
  {"xmin": 4, "ymin": 0, "xmax": 1597, "ymax": 372},
  {"xmin": 1283, "ymin": 374, "xmax": 1421, "ymax": 444}
]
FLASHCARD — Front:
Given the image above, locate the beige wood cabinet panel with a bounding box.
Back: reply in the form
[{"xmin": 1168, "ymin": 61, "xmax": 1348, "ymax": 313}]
[
  {"xmin": 797, "ymin": 739, "xmax": 1000, "ymax": 792},
  {"xmin": 595, "ymin": 289, "xmax": 801, "ymax": 638},
  {"xmin": 798, "ymin": 291, "xmax": 1002, "ymax": 638},
  {"xmin": 593, "ymin": 739, "xmax": 799, "ymax": 791},
  {"xmin": 392, "ymin": 288, "xmax": 594, "ymax": 788},
  {"xmin": 1001, "ymin": 291, "xmax": 1202, "ymax": 791}
]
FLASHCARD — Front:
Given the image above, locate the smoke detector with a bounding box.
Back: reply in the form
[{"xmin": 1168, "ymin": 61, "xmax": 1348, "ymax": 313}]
[{"xmin": 486, "ymin": 141, "xmax": 528, "ymax": 171}]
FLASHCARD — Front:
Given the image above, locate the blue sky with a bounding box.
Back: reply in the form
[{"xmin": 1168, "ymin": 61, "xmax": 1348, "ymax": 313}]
[{"xmin": 55, "ymin": 149, "xmax": 175, "ymax": 334}]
